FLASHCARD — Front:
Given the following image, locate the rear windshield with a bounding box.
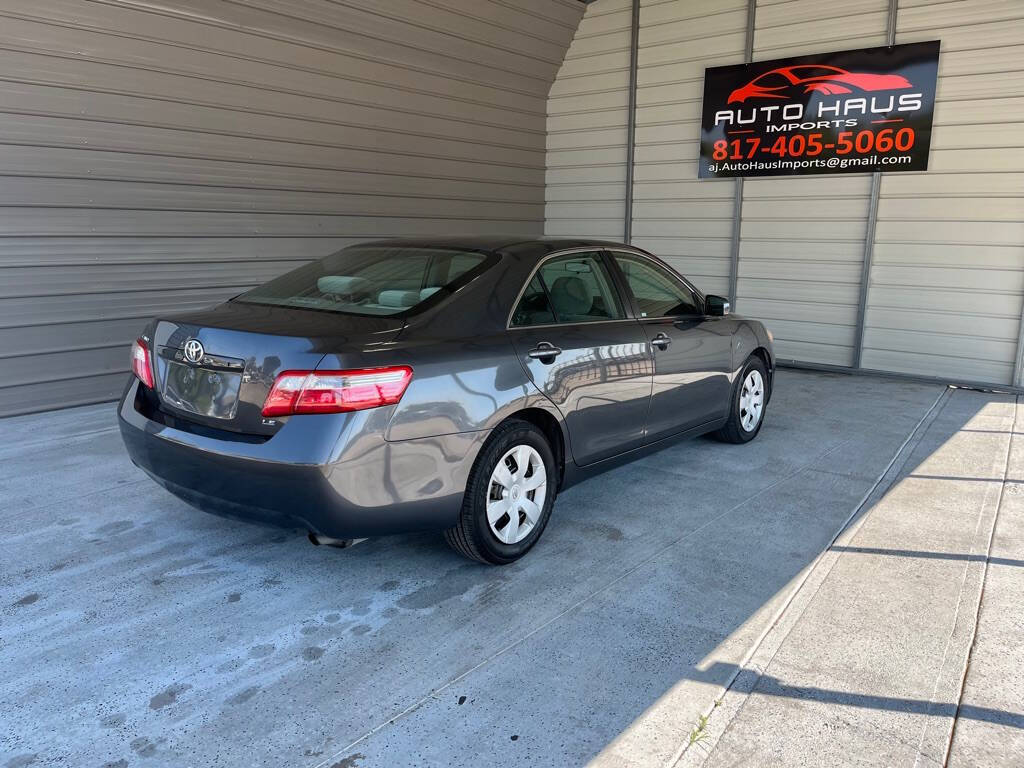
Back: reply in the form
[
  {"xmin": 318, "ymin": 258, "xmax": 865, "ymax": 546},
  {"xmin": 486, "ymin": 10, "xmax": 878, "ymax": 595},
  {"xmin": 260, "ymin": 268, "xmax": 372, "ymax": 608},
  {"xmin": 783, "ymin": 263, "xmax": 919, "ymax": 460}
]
[{"xmin": 235, "ymin": 245, "xmax": 493, "ymax": 316}]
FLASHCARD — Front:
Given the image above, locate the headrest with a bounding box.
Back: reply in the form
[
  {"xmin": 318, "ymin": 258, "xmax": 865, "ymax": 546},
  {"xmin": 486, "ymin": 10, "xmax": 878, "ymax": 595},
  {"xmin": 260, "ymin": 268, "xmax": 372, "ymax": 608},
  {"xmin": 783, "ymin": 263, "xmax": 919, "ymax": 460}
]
[
  {"xmin": 550, "ymin": 276, "xmax": 592, "ymax": 316},
  {"xmin": 420, "ymin": 287, "xmax": 442, "ymax": 301},
  {"xmin": 317, "ymin": 275, "xmax": 369, "ymax": 296},
  {"xmin": 377, "ymin": 290, "xmax": 421, "ymax": 308}
]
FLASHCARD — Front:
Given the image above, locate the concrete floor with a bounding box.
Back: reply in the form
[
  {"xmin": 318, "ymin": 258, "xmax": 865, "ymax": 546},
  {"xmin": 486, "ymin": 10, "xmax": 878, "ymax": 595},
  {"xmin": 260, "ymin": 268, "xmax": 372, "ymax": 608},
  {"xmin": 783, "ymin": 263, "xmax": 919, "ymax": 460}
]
[{"xmin": 1, "ymin": 370, "xmax": 1021, "ymax": 768}]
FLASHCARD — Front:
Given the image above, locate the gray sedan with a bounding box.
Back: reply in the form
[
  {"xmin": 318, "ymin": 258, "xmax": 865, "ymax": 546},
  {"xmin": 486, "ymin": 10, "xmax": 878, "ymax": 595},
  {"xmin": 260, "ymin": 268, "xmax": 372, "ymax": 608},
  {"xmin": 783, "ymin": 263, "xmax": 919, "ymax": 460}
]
[{"xmin": 119, "ymin": 237, "xmax": 774, "ymax": 564}]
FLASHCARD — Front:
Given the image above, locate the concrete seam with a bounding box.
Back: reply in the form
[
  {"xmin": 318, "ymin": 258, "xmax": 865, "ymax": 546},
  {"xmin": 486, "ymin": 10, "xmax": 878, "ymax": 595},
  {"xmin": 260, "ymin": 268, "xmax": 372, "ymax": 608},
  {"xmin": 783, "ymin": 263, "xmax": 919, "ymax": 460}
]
[
  {"xmin": 910, "ymin": 477, "xmax": 999, "ymax": 761},
  {"xmin": 778, "ymin": 359, "xmax": 1024, "ymax": 396},
  {"xmin": 669, "ymin": 385, "xmax": 952, "ymax": 768},
  {"xmin": 937, "ymin": 394, "xmax": 1017, "ymax": 766},
  {"xmin": 312, "ymin": 432, "xmax": 867, "ymax": 768},
  {"xmin": 909, "ymin": 396, "xmax": 1015, "ymax": 766}
]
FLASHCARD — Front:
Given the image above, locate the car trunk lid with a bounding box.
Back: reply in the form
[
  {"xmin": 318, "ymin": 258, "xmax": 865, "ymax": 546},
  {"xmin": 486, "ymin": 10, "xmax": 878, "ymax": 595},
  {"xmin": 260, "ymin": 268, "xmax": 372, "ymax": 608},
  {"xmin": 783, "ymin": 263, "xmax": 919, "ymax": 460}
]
[{"xmin": 150, "ymin": 301, "xmax": 404, "ymax": 436}]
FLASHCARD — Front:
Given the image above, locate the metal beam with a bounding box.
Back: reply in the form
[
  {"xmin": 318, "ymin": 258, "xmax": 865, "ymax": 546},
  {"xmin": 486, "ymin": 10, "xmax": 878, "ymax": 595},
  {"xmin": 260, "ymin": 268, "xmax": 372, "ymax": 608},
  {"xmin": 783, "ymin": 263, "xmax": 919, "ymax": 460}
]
[
  {"xmin": 853, "ymin": 0, "xmax": 899, "ymax": 369},
  {"xmin": 852, "ymin": 172, "xmax": 881, "ymax": 369},
  {"xmin": 1014, "ymin": 301, "xmax": 1024, "ymax": 387},
  {"xmin": 728, "ymin": 0, "xmax": 757, "ymax": 306},
  {"xmin": 623, "ymin": 0, "xmax": 639, "ymax": 244}
]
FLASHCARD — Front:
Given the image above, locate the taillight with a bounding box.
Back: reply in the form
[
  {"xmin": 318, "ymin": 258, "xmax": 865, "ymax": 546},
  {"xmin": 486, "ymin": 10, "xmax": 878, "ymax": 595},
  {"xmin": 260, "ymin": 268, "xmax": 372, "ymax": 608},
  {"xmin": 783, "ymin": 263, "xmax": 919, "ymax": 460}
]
[
  {"xmin": 262, "ymin": 367, "xmax": 413, "ymax": 417},
  {"xmin": 131, "ymin": 338, "xmax": 155, "ymax": 389}
]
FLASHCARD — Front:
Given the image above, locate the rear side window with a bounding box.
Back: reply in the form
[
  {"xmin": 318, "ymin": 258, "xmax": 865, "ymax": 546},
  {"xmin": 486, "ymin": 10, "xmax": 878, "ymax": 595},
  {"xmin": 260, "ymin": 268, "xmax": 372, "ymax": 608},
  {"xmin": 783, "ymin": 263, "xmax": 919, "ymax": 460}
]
[
  {"xmin": 613, "ymin": 253, "xmax": 701, "ymax": 317},
  {"xmin": 512, "ymin": 252, "xmax": 624, "ymax": 328},
  {"xmin": 235, "ymin": 246, "xmax": 492, "ymax": 316},
  {"xmin": 511, "ymin": 253, "xmax": 624, "ymax": 326},
  {"xmin": 510, "ymin": 276, "xmax": 556, "ymax": 327}
]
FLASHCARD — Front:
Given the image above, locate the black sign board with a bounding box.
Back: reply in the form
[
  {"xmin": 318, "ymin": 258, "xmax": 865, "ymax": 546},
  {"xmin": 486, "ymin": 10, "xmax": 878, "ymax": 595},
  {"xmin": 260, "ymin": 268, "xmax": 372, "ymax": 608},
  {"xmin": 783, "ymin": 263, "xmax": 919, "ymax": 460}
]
[{"xmin": 699, "ymin": 41, "xmax": 939, "ymax": 178}]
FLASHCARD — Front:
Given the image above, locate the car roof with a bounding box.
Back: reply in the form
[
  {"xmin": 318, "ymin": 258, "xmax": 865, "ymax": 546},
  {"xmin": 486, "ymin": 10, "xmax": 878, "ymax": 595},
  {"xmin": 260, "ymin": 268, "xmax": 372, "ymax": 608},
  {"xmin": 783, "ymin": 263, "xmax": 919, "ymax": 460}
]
[{"xmin": 350, "ymin": 236, "xmax": 635, "ymax": 257}]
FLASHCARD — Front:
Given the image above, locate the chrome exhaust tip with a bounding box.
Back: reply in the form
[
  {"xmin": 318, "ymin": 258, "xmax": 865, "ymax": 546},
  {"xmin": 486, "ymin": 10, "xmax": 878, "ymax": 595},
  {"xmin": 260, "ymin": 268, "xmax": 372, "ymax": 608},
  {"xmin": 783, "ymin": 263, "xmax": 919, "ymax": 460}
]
[{"xmin": 308, "ymin": 532, "xmax": 366, "ymax": 549}]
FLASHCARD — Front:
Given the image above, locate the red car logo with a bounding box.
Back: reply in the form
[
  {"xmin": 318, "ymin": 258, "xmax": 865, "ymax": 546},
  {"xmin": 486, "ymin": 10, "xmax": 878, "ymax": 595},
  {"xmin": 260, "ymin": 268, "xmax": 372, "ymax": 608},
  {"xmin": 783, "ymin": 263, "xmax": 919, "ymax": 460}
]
[{"xmin": 728, "ymin": 65, "xmax": 913, "ymax": 103}]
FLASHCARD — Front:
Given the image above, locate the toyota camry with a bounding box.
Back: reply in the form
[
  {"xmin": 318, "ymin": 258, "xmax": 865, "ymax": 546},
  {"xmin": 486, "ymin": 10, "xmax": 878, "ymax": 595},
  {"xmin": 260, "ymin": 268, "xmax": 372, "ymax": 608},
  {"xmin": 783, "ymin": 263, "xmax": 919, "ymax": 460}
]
[{"xmin": 119, "ymin": 238, "xmax": 774, "ymax": 564}]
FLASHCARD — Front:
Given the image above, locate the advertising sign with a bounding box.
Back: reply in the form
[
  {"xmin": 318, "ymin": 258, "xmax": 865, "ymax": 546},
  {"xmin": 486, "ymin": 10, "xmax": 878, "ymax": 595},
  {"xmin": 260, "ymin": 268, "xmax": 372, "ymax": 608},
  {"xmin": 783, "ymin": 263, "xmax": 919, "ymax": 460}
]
[{"xmin": 699, "ymin": 41, "xmax": 940, "ymax": 178}]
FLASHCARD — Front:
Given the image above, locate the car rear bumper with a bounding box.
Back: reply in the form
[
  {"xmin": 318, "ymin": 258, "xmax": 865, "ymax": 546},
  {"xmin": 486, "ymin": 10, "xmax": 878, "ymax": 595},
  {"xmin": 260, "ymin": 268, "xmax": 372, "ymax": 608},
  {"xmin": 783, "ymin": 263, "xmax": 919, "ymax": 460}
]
[{"xmin": 118, "ymin": 379, "xmax": 488, "ymax": 539}]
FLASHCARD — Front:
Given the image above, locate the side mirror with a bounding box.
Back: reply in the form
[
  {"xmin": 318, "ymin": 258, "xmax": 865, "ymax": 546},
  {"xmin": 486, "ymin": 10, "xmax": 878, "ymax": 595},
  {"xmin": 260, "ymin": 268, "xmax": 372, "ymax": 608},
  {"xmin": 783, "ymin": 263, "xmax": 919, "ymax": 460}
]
[{"xmin": 705, "ymin": 294, "xmax": 730, "ymax": 316}]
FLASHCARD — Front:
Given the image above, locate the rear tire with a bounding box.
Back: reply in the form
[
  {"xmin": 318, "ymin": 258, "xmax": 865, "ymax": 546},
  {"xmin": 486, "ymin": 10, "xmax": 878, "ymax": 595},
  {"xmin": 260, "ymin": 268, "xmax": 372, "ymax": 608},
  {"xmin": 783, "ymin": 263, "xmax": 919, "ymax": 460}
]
[
  {"xmin": 713, "ymin": 356, "xmax": 768, "ymax": 444},
  {"xmin": 445, "ymin": 419, "xmax": 557, "ymax": 565}
]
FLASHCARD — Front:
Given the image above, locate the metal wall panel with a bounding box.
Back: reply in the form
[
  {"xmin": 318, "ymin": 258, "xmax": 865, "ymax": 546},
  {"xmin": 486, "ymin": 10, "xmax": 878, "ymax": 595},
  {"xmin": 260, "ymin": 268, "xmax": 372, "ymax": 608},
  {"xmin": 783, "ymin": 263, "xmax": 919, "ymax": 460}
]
[
  {"xmin": 733, "ymin": 0, "xmax": 888, "ymax": 367},
  {"xmin": 862, "ymin": 0, "xmax": 1024, "ymax": 385},
  {"xmin": 545, "ymin": 0, "xmax": 1024, "ymax": 389},
  {"xmin": 545, "ymin": 0, "xmax": 633, "ymax": 240},
  {"xmin": 628, "ymin": 0, "xmax": 748, "ymax": 297},
  {"xmin": 546, "ymin": 0, "xmax": 748, "ymax": 291},
  {"xmin": 0, "ymin": 0, "xmax": 583, "ymax": 415}
]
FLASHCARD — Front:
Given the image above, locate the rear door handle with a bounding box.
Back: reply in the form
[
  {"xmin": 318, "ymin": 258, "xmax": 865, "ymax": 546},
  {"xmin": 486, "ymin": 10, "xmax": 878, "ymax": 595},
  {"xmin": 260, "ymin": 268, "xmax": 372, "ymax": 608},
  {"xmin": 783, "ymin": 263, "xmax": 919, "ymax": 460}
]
[
  {"xmin": 651, "ymin": 333, "xmax": 672, "ymax": 350},
  {"xmin": 528, "ymin": 342, "xmax": 562, "ymax": 362}
]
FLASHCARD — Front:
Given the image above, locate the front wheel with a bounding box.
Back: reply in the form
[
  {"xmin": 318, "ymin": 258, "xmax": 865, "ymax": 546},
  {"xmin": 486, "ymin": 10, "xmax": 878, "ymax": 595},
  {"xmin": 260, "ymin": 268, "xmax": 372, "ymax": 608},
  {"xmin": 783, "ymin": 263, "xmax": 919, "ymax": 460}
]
[
  {"xmin": 713, "ymin": 356, "xmax": 768, "ymax": 444},
  {"xmin": 444, "ymin": 419, "xmax": 557, "ymax": 564}
]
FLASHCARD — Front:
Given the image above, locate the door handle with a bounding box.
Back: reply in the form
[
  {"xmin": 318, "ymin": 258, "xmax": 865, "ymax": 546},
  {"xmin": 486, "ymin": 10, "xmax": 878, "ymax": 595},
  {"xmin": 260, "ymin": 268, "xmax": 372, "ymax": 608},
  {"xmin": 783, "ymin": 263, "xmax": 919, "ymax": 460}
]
[
  {"xmin": 528, "ymin": 342, "xmax": 562, "ymax": 362},
  {"xmin": 651, "ymin": 332, "xmax": 672, "ymax": 350}
]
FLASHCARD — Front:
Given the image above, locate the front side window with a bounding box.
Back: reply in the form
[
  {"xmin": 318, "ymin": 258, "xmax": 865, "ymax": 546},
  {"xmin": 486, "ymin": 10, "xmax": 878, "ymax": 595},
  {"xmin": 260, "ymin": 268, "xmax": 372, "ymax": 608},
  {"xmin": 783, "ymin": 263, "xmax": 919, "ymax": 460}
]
[
  {"xmin": 511, "ymin": 252, "xmax": 623, "ymax": 326},
  {"xmin": 235, "ymin": 246, "xmax": 491, "ymax": 316},
  {"xmin": 613, "ymin": 253, "xmax": 701, "ymax": 317}
]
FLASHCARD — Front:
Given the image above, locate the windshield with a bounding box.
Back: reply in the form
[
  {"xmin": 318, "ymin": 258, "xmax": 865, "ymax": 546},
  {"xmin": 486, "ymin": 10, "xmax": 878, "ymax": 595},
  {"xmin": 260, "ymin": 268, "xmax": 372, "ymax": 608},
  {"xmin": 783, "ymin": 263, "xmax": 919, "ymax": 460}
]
[{"xmin": 235, "ymin": 245, "xmax": 493, "ymax": 316}]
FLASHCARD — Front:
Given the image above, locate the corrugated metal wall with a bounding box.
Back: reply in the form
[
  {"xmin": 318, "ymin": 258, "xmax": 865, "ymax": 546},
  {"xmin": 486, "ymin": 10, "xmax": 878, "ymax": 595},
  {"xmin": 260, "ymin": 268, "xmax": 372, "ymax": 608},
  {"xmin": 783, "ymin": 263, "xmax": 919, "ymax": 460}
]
[
  {"xmin": 545, "ymin": 0, "xmax": 748, "ymax": 295},
  {"xmin": 0, "ymin": 0, "xmax": 584, "ymax": 416},
  {"xmin": 545, "ymin": 0, "xmax": 1024, "ymax": 388},
  {"xmin": 630, "ymin": 0, "xmax": 747, "ymax": 299},
  {"xmin": 737, "ymin": 0, "xmax": 888, "ymax": 367},
  {"xmin": 545, "ymin": 0, "xmax": 633, "ymax": 240},
  {"xmin": 863, "ymin": 0, "xmax": 1024, "ymax": 385}
]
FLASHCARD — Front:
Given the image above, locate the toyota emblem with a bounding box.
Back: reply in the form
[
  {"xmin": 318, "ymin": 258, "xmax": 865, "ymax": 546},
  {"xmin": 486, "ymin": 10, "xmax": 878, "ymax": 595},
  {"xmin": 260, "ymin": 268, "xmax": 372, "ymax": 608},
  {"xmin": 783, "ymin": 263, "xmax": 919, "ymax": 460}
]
[{"xmin": 182, "ymin": 338, "xmax": 205, "ymax": 364}]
